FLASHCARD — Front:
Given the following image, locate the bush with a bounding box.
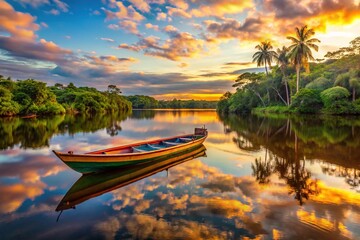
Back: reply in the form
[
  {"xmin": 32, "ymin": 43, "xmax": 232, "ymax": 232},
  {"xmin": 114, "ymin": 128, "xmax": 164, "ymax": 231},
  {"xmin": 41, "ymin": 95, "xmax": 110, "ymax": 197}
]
[
  {"xmin": 290, "ymin": 88, "xmax": 323, "ymax": 113},
  {"xmin": 320, "ymin": 87, "xmax": 354, "ymax": 114},
  {"xmin": 253, "ymin": 106, "xmax": 290, "ymax": 114},
  {"xmin": 0, "ymin": 86, "xmax": 20, "ymax": 116},
  {"xmin": 320, "ymin": 87, "xmax": 350, "ymax": 108},
  {"xmin": 305, "ymin": 77, "xmax": 333, "ymax": 91},
  {"xmin": 38, "ymin": 102, "xmax": 66, "ymax": 115},
  {"xmin": 228, "ymin": 90, "xmax": 259, "ymax": 114},
  {"xmin": 353, "ymin": 98, "xmax": 360, "ymax": 113}
]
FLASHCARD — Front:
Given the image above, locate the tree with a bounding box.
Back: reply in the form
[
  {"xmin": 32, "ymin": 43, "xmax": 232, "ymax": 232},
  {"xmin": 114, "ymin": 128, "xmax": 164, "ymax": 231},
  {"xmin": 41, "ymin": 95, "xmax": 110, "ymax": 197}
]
[
  {"xmin": 335, "ymin": 70, "xmax": 360, "ymax": 101},
  {"xmin": 275, "ymin": 46, "xmax": 290, "ymax": 105},
  {"xmin": 349, "ymin": 69, "xmax": 360, "ymax": 101},
  {"xmin": 325, "ymin": 36, "xmax": 360, "ymax": 59},
  {"xmin": 287, "ymin": 25, "xmax": 320, "ymax": 93},
  {"xmin": 252, "ymin": 41, "xmax": 277, "ymax": 75},
  {"xmin": 233, "ymin": 72, "xmax": 266, "ymax": 106},
  {"xmin": 107, "ymin": 84, "xmax": 121, "ymax": 94}
]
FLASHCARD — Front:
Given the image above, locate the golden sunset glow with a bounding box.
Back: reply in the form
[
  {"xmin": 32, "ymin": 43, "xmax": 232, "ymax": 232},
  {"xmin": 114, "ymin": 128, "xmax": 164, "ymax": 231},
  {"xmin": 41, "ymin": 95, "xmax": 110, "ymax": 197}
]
[{"xmin": 0, "ymin": 0, "xmax": 358, "ymax": 100}]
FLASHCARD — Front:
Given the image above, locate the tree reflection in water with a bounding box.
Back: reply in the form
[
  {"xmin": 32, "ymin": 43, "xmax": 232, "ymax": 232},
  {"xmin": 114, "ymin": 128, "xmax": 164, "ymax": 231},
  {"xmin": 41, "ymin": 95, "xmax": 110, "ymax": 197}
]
[
  {"xmin": 220, "ymin": 113, "xmax": 359, "ymax": 205},
  {"xmin": 0, "ymin": 111, "xmax": 131, "ymax": 150}
]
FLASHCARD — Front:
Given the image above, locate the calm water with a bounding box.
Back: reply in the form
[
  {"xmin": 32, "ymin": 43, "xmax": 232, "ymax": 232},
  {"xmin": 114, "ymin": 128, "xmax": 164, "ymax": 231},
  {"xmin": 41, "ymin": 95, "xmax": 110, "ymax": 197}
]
[{"xmin": 0, "ymin": 110, "xmax": 359, "ymax": 240}]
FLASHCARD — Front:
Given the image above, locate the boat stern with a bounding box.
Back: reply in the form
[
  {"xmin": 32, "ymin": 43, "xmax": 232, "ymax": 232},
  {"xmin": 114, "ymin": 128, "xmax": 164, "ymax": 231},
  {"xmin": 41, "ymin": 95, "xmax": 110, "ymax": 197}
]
[{"xmin": 195, "ymin": 127, "xmax": 207, "ymax": 136}]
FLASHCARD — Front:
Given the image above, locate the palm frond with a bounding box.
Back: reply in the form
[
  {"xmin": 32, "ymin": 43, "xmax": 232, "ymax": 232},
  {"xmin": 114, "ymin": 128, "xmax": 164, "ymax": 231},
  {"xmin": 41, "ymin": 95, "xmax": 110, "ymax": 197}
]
[{"xmin": 286, "ymin": 36, "xmax": 299, "ymax": 43}]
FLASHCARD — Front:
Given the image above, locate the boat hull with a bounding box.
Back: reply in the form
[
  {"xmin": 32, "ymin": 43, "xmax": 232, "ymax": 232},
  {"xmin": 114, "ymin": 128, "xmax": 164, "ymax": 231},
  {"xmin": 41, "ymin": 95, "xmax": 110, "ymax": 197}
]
[
  {"xmin": 56, "ymin": 144, "xmax": 206, "ymax": 211},
  {"xmin": 53, "ymin": 133, "xmax": 206, "ymax": 173}
]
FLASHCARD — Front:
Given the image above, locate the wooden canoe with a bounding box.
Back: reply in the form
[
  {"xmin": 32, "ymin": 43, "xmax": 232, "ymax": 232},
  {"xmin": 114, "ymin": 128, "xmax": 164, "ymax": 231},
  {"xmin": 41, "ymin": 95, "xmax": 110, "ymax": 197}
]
[
  {"xmin": 56, "ymin": 144, "xmax": 206, "ymax": 211},
  {"xmin": 53, "ymin": 127, "xmax": 207, "ymax": 173}
]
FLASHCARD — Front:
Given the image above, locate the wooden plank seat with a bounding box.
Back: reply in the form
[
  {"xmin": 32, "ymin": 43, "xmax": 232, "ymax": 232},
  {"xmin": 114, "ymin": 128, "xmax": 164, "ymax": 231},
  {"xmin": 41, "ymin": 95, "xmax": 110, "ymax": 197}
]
[
  {"xmin": 163, "ymin": 141, "xmax": 182, "ymax": 146},
  {"xmin": 146, "ymin": 144, "xmax": 164, "ymax": 150},
  {"xmin": 132, "ymin": 147, "xmax": 147, "ymax": 153},
  {"xmin": 179, "ymin": 137, "xmax": 193, "ymax": 142}
]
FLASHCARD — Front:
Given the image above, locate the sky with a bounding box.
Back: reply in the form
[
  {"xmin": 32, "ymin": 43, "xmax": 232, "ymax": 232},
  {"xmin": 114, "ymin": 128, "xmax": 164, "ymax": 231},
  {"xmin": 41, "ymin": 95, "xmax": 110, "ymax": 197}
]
[{"xmin": 0, "ymin": 0, "xmax": 359, "ymax": 100}]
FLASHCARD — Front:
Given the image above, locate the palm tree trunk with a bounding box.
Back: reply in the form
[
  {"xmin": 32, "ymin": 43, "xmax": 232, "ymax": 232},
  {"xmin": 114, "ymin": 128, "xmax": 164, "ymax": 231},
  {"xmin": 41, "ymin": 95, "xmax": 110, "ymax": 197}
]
[
  {"xmin": 296, "ymin": 64, "xmax": 300, "ymax": 93},
  {"xmin": 265, "ymin": 63, "xmax": 268, "ymax": 76},
  {"xmin": 285, "ymin": 80, "xmax": 290, "ymax": 106}
]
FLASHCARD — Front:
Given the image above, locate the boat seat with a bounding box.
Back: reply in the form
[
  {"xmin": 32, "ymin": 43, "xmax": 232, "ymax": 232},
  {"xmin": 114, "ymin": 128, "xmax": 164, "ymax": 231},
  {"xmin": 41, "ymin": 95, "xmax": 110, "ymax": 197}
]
[
  {"xmin": 147, "ymin": 144, "xmax": 162, "ymax": 150},
  {"xmin": 163, "ymin": 141, "xmax": 182, "ymax": 146},
  {"xmin": 179, "ymin": 137, "xmax": 193, "ymax": 142},
  {"xmin": 132, "ymin": 147, "xmax": 147, "ymax": 153}
]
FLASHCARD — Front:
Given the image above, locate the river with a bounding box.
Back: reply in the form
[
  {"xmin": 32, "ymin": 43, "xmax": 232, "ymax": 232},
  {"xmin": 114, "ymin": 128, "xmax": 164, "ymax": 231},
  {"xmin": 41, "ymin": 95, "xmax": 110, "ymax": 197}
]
[{"xmin": 0, "ymin": 110, "xmax": 359, "ymax": 239}]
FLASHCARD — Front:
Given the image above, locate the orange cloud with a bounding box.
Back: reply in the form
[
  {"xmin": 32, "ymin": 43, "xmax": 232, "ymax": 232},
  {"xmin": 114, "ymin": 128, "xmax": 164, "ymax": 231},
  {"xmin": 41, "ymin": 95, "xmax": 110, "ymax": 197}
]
[
  {"xmin": 190, "ymin": 0, "xmax": 254, "ymax": 17},
  {"xmin": 145, "ymin": 23, "xmax": 159, "ymax": 31},
  {"xmin": 0, "ymin": 183, "xmax": 45, "ymax": 213},
  {"xmin": 166, "ymin": 6, "xmax": 192, "ymax": 18},
  {"xmin": 0, "ymin": 1, "xmax": 39, "ymax": 40},
  {"xmin": 168, "ymin": 0, "xmax": 189, "ymax": 10},
  {"xmin": 129, "ymin": 0, "xmax": 150, "ymax": 12},
  {"xmin": 118, "ymin": 30, "xmax": 206, "ymax": 61},
  {"xmin": 102, "ymin": 1, "xmax": 144, "ymax": 22},
  {"xmin": 263, "ymin": 0, "xmax": 360, "ymax": 34},
  {"xmin": 119, "ymin": 20, "xmax": 140, "ymax": 35}
]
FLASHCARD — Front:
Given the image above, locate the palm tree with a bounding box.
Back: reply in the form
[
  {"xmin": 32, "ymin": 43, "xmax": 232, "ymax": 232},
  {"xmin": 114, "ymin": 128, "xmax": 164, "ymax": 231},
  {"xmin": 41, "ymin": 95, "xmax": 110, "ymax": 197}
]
[
  {"xmin": 252, "ymin": 41, "xmax": 277, "ymax": 75},
  {"xmin": 287, "ymin": 25, "xmax": 320, "ymax": 93},
  {"xmin": 275, "ymin": 46, "xmax": 290, "ymax": 105}
]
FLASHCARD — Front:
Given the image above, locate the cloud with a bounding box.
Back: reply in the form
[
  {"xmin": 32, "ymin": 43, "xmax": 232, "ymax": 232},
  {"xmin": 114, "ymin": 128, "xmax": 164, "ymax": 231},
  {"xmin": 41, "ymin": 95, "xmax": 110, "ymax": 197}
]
[
  {"xmin": 190, "ymin": 0, "xmax": 254, "ymax": 18},
  {"xmin": 48, "ymin": 9, "xmax": 60, "ymax": 15},
  {"xmin": 145, "ymin": 23, "xmax": 159, "ymax": 31},
  {"xmin": 18, "ymin": 0, "xmax": 69, "ymax": 13},
  {"xmin": 92, "ymin": 10, "xmax": 101, "ymax": 15},
  {"xmin": 178, "ymin": 62, "xmax": 188, "ymax": 68},
  {"xmin": 0, "ymin": 37, "xmax": 72, "ymax": 63},
  {"xmin": 128, "ymin": 0, "xmax": 150, "ymax": 12},
  {"xmin": 52, "ymin": 0, "xmax": 69, "ymax": 12},
  {"xmin": 156, "ymin": 12, "xmax": 167, "ymax": 21},
  {"xmin": 224, "ymin": 62, "xmax": 253, "ymax": 66},
  {"xmin": 168, "ymin": 0, "xmax": 189, "ymax": 10},
  {"xmin": 0, "ymin": 1, "xmax": 39, "ymax": 40},
  {"xmin": 119, "ymin": 20, "xmax": 140, "ymax": 35},
  {"xmin": 118, "ymin": 28, "xmax": 206, "ymax": 61},
  {"xmin": 51, "ymin": 54, "xmax": 138, "ymax": 80},
  {"xmin": 40, "ymin": 22, "xmax": 49, "ymax": 28},
  {"xmin": 191, "ymin": 23, "xmax": 203, "ymax": 30},
  {"xmin": 261, "ymin": 0, "xmax": 360, "ymax": 34},
  {"xmin": 100, "ymin": 37, "xmax": 115, "ymax": 42},
  {"xmin": 166, "ymin": 6, "xmax": 191, "ymax": 18},
  {"xmin": 204, "ymin": 17, "xmax": 268, "ymax": 41},
  {"xmin": 102, "ymin": 1, "xmax": 144, "ymax": 22},
  {"xmin": 18, "ymin": 0, "xmax": 50, "ymax": 8}
]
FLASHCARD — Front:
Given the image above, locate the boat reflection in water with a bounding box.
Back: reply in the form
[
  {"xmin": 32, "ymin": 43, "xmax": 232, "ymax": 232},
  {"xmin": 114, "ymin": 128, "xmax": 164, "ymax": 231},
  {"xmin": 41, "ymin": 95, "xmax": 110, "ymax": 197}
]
[{"xmin": 56, "ymin": 144, "xmax": 206, "ymax": 212}]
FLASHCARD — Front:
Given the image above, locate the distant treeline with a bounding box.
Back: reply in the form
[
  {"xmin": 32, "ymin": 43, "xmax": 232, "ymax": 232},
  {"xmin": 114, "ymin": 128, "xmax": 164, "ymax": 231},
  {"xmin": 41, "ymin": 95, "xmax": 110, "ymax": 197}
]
[
  {"xmin": 126, "ymin": 95, "xmax": 217, "ymax": 109},
  {"xmin": 0, "ymin": 76, "xmax": 217, "ymax": 117},
  {"xmin": 0, "ymin": 77, "xmax": 131, "ymax": 116}
]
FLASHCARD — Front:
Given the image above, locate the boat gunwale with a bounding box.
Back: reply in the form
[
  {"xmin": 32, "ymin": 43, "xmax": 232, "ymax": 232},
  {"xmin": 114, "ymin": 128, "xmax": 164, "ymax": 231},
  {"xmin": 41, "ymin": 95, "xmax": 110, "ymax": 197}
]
[{"xmin": 53, "ymin": 133, "xmax": 207, "ymax": 158}]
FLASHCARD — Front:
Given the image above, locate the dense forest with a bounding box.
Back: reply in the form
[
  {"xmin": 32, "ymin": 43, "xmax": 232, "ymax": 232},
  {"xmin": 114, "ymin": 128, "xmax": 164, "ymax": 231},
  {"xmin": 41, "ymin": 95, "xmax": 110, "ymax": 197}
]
[
  {"xmin": 0, "ymin": 77, "xmax": 217, "ymax": 117},
  {"xmin": 126, "ymin": 95, "xmax": 217, "ymax": 109},
  {"xmin": 218, "ymin": 28, "xmax": 360, "ymax": 115},
  {"xmin": 0, "ymin": 77, "xmax": 131, "ymax": 116}
]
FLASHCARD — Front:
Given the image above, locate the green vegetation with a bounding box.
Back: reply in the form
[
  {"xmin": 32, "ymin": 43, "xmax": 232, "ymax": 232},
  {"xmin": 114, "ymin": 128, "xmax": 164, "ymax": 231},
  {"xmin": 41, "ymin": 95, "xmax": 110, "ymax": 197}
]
[
  {"xmin": 127, "ymin": 95, "xmax": 217, "ymax": 109},
  {"xmin": 217, "ymin": 32, "xmax": 360, "ymax": 115},
  {"xmin": 0, "ymin": 112, "xmax": 129, "ymax": 150},
  {"xmin": 0, "ymin": 76, "xmax": 131, "ymax": 116},
  {"xmin": 219, "ymin": 113, "xmax": 360, "ymax": 204}
]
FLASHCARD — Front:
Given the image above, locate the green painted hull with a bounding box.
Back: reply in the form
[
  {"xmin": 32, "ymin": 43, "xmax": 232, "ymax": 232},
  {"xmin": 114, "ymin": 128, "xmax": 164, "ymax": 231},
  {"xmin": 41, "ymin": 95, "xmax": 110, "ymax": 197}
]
[
  {"xmin": 65, "ymin": 144, "xmax": 203, "ymax": 173},
  {"xmin": 56, "ymin": 144, "xmax": 206, "ymax": 211}
]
